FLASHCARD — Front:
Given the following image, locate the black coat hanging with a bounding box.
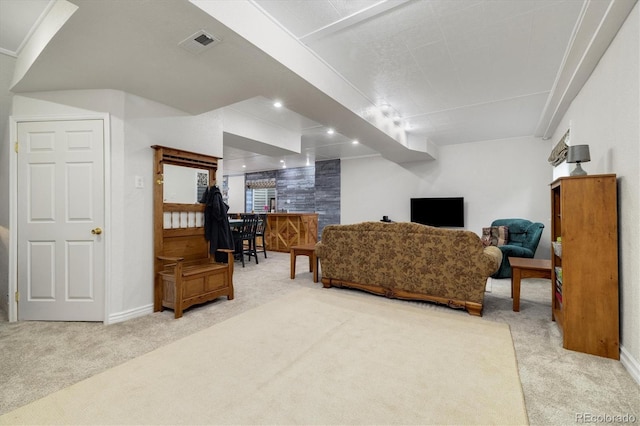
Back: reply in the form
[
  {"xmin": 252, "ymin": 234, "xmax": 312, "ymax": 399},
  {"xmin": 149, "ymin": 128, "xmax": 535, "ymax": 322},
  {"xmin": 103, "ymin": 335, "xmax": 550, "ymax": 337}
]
[{"xmin": 200, "ymin": 185, "xmax": 235, "ymax": 262}]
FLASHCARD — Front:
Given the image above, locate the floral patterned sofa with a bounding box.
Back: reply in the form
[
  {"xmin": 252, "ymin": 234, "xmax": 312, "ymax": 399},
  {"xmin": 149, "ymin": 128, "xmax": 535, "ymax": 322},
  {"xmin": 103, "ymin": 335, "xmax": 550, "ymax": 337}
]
[{"xmin": 315, "ymin": 222, "xmax": 502, "ymax": 316}]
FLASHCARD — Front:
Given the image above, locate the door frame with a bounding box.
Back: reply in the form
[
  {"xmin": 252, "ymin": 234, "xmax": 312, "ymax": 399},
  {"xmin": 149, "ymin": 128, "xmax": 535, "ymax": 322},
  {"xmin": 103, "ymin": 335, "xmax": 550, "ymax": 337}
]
[{"xmin": 9, "ymin": 114, "xmax": 112, "ymax": 323}]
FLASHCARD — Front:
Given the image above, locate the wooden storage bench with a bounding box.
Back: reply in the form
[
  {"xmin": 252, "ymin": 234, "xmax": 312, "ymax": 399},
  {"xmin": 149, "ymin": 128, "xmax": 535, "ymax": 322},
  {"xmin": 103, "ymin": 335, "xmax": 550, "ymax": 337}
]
[{"xmin": 157, "ymin": 251, "xmax": 234, "ymax": 319}]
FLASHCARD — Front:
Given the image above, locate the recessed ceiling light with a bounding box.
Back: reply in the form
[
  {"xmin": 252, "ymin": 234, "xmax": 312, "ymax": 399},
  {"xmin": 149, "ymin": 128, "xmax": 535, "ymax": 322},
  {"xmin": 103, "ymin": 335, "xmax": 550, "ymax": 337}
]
[
  {"xmin": 327, "ymin": 128, "xmax": 335, "ymax": 135},
  {"xmin": 242, "ymin": 164, "xmax": 246, "ymax": 168},
  {"xmin": 273, "ymin": 101, "xmax": 283, "ymax": 108},
  {"xmin": 280, "ymin": 159, "xmax": 284, "ymax": 163},
  {"xmin": 352, "ymin": 140, "xmax": 359, "ymax": 144}
]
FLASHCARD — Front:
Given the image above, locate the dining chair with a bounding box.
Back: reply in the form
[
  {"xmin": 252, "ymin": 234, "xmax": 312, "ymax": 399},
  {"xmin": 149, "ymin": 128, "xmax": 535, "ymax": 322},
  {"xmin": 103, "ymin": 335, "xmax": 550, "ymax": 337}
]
[
  {"xmin": 255, "ymin": 214, "xmax": 268, "ymax": 258},
  {"xmin": 233, "ymin": 214, "xmax": 259, "ymax": 267}
]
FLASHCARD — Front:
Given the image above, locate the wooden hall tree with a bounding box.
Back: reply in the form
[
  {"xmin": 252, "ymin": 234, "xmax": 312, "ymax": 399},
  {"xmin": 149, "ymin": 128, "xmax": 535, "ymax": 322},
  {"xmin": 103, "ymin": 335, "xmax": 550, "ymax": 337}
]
[{"xmin": 152, "ymin": 145, "xmax": 234, "ymax": 318}]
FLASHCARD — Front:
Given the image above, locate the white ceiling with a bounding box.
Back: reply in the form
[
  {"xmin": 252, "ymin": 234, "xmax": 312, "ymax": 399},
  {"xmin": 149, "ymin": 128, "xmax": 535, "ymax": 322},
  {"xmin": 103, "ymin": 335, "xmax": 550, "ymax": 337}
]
[
  {"xmin": 1, "ymin": 0, "xmax": 635, "ymax": 175},
  {"xmin": 255, "ymin": 0, "xmax": 577, "ymax": 140}
]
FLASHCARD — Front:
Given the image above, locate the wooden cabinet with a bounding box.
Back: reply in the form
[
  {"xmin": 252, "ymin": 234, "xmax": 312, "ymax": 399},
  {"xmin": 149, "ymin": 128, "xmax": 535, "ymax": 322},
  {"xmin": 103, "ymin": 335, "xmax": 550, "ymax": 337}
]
[
  {"xmin": 550, "ymin": 174, "xmax": 619, "ymax": 359},
  {"xmin": 264, "ymin": 213, "xmax": 318, "ymax": 252}
]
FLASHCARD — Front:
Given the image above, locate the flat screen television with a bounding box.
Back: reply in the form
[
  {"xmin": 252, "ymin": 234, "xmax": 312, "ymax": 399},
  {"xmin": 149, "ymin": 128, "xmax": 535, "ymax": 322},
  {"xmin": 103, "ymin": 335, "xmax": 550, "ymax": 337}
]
[{"xmin": 410, "ymin": 197, "xmax": 464, "ymax": 228}]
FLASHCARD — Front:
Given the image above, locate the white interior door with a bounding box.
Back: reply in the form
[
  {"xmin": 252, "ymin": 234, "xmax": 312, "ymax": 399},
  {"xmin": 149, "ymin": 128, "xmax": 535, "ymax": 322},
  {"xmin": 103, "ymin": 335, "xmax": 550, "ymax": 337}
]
[{"xmin": 17, "ymin": 120, "xmax": 105, "ymax": 321}]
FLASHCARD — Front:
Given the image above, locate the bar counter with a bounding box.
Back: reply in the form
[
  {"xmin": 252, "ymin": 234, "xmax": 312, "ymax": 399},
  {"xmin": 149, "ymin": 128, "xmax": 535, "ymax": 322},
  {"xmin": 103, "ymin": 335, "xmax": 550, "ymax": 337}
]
[{"xmin": 264, "ymin": 213, "xmax": 319, "ymax": 253}]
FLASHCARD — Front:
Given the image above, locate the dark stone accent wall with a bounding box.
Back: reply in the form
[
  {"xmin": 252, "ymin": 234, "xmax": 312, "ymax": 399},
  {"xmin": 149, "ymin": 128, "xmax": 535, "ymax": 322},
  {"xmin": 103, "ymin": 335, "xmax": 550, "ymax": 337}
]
[
  {"xmin": 276, "ymin": 166, "xmax": 316, "ymax": 213},
  {"xmin": 241, "ymin": 160, "xmax": 340, "ymax": 237},
  {"xmin": 315, "ymin": 159, "xmax": 340, "ymax": 237}
]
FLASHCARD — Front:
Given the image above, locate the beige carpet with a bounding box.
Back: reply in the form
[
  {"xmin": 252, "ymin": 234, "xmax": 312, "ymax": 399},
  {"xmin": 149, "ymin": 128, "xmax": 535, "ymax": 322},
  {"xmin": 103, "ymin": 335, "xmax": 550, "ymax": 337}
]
[{"xmin": 0, "ymin": 287, "xmax": 527, "ymax": 425}]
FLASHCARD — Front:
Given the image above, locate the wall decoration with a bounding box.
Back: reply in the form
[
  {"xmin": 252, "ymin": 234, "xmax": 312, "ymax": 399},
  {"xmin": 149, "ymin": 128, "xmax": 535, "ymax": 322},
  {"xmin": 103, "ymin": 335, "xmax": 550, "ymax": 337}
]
[
  {"xmin": 548, "ymin": 129, "xmax": 570, "ymax": 166},
  {"xmin": 246, "ymin": 178, "xmax": 276, "ymax": 189},
  {"xmin": 197, "ymin": 172, "xmax": 209, "ymax": 187},
  {"xmin": 197, "ymin": 171, "xmax": 209, "ymax": 201}
]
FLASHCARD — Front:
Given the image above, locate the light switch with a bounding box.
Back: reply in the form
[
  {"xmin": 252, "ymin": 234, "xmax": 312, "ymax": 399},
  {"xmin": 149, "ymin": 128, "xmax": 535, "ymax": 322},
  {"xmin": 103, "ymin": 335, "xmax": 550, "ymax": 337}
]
[{"xmin": 135, "ymin": 176, "xmax": 144, "ymax": 188}]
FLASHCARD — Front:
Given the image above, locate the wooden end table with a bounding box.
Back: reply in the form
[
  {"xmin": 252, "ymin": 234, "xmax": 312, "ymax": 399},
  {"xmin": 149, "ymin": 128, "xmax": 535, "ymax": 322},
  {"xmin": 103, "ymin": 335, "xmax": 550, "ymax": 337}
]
[
  {"xmin": 509, "ymin": 257, "xmax": 551, "ymax": 312},
  {"xmin": 290, "ymin": 243, "xmax": 318, "ymax": 283}
]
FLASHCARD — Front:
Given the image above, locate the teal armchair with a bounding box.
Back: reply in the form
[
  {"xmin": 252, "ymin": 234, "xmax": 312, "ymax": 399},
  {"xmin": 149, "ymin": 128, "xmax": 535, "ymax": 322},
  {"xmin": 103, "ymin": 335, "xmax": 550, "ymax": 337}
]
[{"xmin": 490, "ymin": 218, "xmax": 544, "ymax": 278}]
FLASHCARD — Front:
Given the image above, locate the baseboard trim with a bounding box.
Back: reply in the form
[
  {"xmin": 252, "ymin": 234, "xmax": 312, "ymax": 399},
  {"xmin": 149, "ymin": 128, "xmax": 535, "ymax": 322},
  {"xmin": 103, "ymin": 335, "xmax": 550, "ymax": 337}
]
[
  {"xmin": 107, "ymin": 304, "xmax": 153, "ymax": 325},
  {"xmin": 620, "ymin": 345, "xmax": 640, "ymax": 385}
]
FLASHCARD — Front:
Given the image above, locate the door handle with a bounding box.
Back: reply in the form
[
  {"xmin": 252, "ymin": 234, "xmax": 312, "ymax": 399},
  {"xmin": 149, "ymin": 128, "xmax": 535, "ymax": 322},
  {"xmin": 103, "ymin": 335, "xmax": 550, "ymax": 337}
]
[{"xmin": 91, "ymin": 227, "xmax": 103, "ymax": 235}]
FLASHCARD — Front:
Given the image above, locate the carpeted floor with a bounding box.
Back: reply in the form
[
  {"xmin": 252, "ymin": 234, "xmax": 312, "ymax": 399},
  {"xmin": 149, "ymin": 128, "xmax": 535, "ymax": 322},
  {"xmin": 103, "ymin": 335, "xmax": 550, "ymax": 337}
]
[
  {"xmin": 0, "ymin": 288, "xmax": 527, "ymax": 425},
  {"xmin": 1, "ymin": 251, "xmax": 639, "ymax": 425}
]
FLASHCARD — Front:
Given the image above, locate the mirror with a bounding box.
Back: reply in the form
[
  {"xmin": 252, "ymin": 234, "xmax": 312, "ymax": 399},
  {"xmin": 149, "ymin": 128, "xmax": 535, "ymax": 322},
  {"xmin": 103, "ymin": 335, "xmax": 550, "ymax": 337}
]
[{"xmin": 163, "ymin": 164, "xmax": 209, "ymax": 203}]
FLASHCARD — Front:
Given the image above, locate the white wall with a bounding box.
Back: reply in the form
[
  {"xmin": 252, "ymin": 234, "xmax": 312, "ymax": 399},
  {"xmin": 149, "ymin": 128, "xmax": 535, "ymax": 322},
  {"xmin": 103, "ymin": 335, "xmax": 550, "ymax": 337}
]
[
  {"xmin": 342, "ymin": 136, "xmax": 553, "ymax": 258},
  {"xmin": 549, "ymin": 3, "xmax": 639, "ymax": 379},
  {"xmin": 120, "ymin": 95, "xmax": 222, "ymax": 317},
  {"xmin": 10, "ymin": 89, "xmax": 224, "ymax": 322},
  {"xmin": 226, "ymin": 174, "xmax": 245, "ymax": 213},
  {"xmin": 0, "ymin": 53, "xmax": 16, "ymax": 318}
]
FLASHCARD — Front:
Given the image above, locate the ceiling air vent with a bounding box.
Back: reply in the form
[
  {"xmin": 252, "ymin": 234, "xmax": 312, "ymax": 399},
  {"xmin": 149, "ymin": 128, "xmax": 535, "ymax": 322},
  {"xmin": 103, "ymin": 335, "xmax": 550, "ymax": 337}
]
[{"xmin": 179, "ymin": 30, "xmax": 222, "ymax": 55}]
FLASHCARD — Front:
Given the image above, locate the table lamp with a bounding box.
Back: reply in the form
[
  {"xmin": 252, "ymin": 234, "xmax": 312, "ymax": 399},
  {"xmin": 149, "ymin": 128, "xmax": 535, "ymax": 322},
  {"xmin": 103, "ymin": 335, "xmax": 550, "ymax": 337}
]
[{"xmin": 567, "ymin": 145, "xmax": 590, "ymax": 176}]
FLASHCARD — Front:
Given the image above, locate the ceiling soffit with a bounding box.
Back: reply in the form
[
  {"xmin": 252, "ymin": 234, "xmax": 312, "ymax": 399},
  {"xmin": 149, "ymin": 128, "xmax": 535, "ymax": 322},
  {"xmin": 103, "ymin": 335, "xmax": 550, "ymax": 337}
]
[{"xmin": 535, "ymin": 0, "xmax": 638, "ymax": 139}]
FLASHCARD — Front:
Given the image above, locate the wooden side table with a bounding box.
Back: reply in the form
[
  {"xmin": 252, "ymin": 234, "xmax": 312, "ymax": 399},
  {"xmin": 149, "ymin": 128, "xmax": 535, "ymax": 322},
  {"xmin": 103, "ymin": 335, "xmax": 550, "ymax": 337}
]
[
  {"xmin": 290, "ymin": 243, "xmax": 318, "ymax": 283},
  {"xmin": 509, "ymin": 257, "xmax": 551, "ymax": 312}
]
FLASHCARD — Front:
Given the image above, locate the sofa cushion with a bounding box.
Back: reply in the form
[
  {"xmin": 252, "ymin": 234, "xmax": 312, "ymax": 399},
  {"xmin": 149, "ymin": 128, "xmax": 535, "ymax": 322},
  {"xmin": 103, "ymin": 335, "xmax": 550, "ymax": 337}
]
[{"xmin": 481, "ymin": 226, "xmax": 509, "ymax": 247}]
